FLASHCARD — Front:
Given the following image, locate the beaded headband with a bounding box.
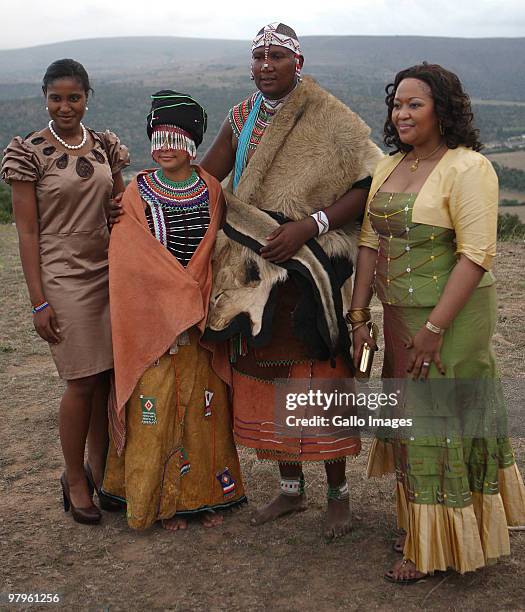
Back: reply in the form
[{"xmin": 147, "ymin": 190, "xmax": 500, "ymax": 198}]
[
  {"xmin": 251, "ymin": 23, "xmax": 303, "ymax": 81},
  {"xmin": 151, "ymin": 125, "xmax": 197, "ymax": 159},
  {"xmin": 251, "ymin": 22, "xmax": 302, "ymax": 56}
]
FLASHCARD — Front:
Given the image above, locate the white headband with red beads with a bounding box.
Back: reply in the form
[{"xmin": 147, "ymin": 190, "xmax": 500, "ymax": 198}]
[{"xmin": 150, "ymin": 125, "xmax": 197, "ymax": 159}]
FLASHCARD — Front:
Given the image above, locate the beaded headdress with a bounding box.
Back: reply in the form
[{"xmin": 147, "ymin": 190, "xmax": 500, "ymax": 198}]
[
  {"xmin": 146, "ymin": 90, "xmax": 207, "ymax": 159},
  {"xmin": 251, "ymin": 23, "xmax": 303, "ymax": 80},
  {"xmin": 150, "ymin": 125, "xmax": 197, "ymax": 159},
  {"xmin": 252, "ymin": 22, "xmax": 302, "ymax": 55}
]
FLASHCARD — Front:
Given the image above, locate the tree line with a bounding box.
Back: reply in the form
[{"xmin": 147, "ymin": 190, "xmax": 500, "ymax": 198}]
[{"xmin": 493, "ymin": 162, "xmax": 525, "ymax": 192}]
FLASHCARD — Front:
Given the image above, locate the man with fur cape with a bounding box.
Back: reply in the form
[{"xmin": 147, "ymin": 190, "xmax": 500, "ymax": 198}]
[{"xmin": 200, "ymin": 23, "xmax": 382, "ymax": 541}]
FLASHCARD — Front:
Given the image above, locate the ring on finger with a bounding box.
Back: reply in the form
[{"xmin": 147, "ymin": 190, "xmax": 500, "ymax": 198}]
[{"xmin": 422, "ymin": 361, "xmax": 431, "ymax": 367}]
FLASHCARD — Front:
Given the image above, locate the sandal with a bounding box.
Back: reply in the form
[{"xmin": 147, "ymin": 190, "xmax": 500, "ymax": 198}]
[{"xmin": 384, "ymin": 559, "xmax": 428, "ymax": 584}]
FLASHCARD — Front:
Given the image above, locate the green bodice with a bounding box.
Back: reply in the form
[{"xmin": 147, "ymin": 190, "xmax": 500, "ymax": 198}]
[{"xmin": 369, "ymin": 192, "xmax": 494, "ymax": 307}]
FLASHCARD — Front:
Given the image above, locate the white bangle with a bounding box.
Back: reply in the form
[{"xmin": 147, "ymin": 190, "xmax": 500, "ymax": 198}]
[
  {"xmin": 310, "ymin": 210, "xmax": 329, "ymax": 236},
  {"xmin": 425, "ymin": 320, "xmax": 445, "ymax": 335}
]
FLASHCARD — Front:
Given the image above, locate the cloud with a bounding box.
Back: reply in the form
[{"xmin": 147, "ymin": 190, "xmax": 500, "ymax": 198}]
[{"xmin": 1, "ymin": 0, "xmax": 524, "ymax": 49}]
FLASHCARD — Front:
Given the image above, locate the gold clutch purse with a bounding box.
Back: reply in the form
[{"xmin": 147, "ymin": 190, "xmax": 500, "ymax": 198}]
[{"xmin": 356, "ymin": 322, "xmax": 379, "ymax": 379}]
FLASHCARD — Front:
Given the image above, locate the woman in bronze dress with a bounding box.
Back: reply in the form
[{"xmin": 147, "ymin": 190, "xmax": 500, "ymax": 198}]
[{"xmin": 1, "ymin": 59, "xmax": 129, "ymax": 524}]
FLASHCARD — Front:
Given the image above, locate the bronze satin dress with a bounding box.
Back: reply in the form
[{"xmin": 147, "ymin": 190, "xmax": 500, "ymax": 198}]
[{"xmin": 1, "ymin": 130, "xmax": 129, "ymax": 379}]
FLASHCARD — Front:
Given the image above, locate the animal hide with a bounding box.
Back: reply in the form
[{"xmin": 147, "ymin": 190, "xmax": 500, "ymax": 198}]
[{"xmin": 206, "ymin": 77, "xmax": 383, "ymax": 357}]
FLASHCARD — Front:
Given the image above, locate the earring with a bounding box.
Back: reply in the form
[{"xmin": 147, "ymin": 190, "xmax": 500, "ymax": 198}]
[
  {"xmin": 45, "ymin": 106, "xmax": 49, "ymax": 111},
  {"xmin": 250, "ymin": 67, "xmax": 255, "ymax": 80},
  {"xmin": 295, "ymin": 57, "xmax": 303, "ymax": 83},
  {"xmin": 85, "ymin": 106, "xmax": 89, "ymax": 111}
]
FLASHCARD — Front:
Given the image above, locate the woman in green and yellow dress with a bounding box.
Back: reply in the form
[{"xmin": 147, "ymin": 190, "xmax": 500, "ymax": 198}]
[{"xmin": 350, "ymin": 63, "xmax": 525, "ymax": 582}]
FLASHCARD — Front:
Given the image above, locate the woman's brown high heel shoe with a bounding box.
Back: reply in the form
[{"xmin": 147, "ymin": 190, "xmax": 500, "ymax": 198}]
[
  {"xmin": 60, "ymin": 473, "xmax": 101, "ymax": 525},
  {"xmin": 84, "ymin": 463, "xmax": 126, "ymax": 512}
]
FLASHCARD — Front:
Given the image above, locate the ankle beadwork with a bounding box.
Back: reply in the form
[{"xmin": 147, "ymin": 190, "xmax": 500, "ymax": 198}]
[
  {"xmin": 327, "ymin": 480, "xmax": 349, "ymax": 501},
  {"xmin": 280, "ymin": 474, "xmax": 305, "ymax": 496}
]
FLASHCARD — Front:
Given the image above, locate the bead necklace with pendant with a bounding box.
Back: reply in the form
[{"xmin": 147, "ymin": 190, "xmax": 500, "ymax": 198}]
[{"xmin": 409, "ymin": 143, "xmax": 445, "ymax": 172}]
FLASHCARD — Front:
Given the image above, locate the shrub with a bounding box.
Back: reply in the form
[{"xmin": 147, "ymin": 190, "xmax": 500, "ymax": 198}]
[
  {"xmin": 493, "ymin": 162, "xmax": 525, "ymax": 192},
  {"xmin": 0, "ymin": 183, "xmax": 13, "ymax": 224},
  {"xmin": 498, "ymin": 212, "xmax": 525, "ymax": 241}
]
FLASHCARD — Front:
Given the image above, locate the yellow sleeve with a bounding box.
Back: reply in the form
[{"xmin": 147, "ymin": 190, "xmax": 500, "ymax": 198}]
[
  {"xmin": 358, "ymin": 203, "xmax": 379, "ymax": 251},
  {"xmin": 449, "ymin": 156, "xmax": 498, "ymax": 271}
]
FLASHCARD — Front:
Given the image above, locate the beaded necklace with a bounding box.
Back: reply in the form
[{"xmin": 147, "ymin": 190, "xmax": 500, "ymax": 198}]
[
  {"xmin": 229, "ymin": 87, "xmax": 295, "ymax": 151},
  {"xmin": 248, "ymin": 97, "xmax": 283, "ymax": 149},
  {"xmin": 137, "ymin": 169, "xmax": 209, "ymax": 211},
  {"xmin": 139, "ymin": 169, "xmax": 210, "ymax": 259}
]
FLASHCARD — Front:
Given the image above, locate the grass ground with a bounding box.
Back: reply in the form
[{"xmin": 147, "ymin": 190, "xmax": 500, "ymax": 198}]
[{"xmin": 0, "ymin": 225, "xmax": 524, "ymax": 611}]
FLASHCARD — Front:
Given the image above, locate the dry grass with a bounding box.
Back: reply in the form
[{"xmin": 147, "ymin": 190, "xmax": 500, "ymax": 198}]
[{"xmin": 1, "ymin": 225, "xmax": 524, "ymax": 611}]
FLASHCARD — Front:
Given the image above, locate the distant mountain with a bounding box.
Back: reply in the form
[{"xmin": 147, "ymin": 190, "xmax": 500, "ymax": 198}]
[
  {"xmin": 0, "ymin": 37, "xmax": 247, "ymax": 83},
  {"xmin": 1, "ymin": 35, "xmax": 524, "ymax": 100},
  {"xmin": 1, "ymin": 35, "xmax": 524, "ymax": 172}
]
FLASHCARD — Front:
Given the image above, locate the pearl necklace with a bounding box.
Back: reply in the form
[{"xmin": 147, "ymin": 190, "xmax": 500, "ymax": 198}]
[{"xmin": 48, "ymin": 120, "xmax": 87, "ymax": 150}]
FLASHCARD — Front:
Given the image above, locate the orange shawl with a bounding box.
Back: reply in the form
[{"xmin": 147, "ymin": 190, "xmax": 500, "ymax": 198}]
[{"xmin": 108, "ymin": 166, "xmax": 230, "ymax": 454}]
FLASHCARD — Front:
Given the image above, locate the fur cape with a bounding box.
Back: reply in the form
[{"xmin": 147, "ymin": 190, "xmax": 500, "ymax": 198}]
[{"xmin": 205, "ymin": 77, "xmax": 383, "ymax": 359}]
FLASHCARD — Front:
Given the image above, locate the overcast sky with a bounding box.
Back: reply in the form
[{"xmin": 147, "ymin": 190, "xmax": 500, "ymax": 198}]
[{"xmin": 2, "ymin": 0, "xmax": 524, "ymax": 50}]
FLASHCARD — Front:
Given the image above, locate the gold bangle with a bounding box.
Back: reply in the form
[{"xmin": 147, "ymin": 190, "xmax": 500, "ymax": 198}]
[
  {"xmin": 345, "ymin": 308, "xmax": 371, "ymax": 326},
  {"xmin": 425, "ymin": 320, "xmax": 445, "ymax": 335}
]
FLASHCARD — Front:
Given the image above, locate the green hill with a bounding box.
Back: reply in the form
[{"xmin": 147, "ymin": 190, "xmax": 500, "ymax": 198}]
[{"xmin": 1, "ymin": 35, "xmax": 525, "ymax": 173}]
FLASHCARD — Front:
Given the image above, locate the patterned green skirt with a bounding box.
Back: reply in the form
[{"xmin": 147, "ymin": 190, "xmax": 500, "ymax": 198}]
[{"xmin": 368, "ymin": 285, "xmax": 525, "ymax": 573}]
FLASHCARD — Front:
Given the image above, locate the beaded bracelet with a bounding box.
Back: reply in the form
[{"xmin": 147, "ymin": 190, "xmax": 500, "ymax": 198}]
[{"xmin": 32, "ymin": 301, "xmax": 49, "ymax": 314}]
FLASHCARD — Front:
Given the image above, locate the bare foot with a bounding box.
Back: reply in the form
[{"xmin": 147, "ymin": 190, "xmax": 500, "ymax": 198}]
[
  {"xmin": 323, "ymin": 497, "xmax": 351, "ymax": 541},
  {"xmin": 250, "ymin": 493, "xmax": 307, "ymax": 526},
  {"xmin": 384, "ymin": 558, "xmax": 427, "ymax": 584},
  {"xmin": 200, "ymin": 511, "xmax": 224, "ymax": 528},
  {"xmin": 393, "ymin": 532, "xmax": 406, "ymax": 554},
  {"xmin": 162, "ymin": 517, "xmax": 188, "ymax": 532}
]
